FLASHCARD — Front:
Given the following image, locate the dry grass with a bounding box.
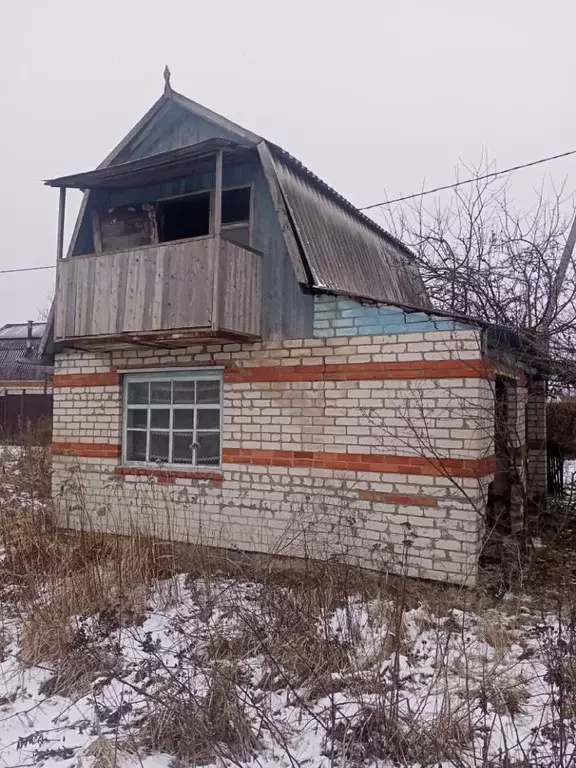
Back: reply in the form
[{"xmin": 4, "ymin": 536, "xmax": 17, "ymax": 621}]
[
  {"xmin": 325, "ymin": 698, "xmax": 474, "ymax": 766},
  {"xmin": 2, "ymin": 444, "xmax": 576, "ymax": 766},
  {"xmin": 139, "ymin": 664, "xmax": 260, "ymax": 765},
  {"xmin": 0, "ymin": 446, "xmax": 177, "ymax": 681},
  {"xmin": 84, "ymin": 737, "xmax": 124, "ymax": 768}
]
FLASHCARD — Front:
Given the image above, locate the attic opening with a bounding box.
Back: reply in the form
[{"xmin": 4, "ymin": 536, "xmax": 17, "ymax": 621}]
[
  {"xmin": 157, "ymin": 186, "xmax": 251, "ymax": 245},
  {"xmin": 95, "ymin": 186, "xmax": 252, "ymax": 252},
  {"xmin": 159, "ymin": 192, "xmax": 211, "ymax": 242}
]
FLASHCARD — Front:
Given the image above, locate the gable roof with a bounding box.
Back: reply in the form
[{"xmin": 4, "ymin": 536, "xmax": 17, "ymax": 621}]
[
  {"xmin": 49, "ymin": 84, "xmax": 429, "ymax": 307},
  {"xmin": 40, "ymin": 83, "xmax": 429, "ymax": 355}
]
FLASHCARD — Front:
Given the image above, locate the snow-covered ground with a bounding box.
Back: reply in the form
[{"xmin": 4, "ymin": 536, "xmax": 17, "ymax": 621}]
[
  {"xmin": 0, "ymin": 446, "xmax": 574, "ymax": 768},
  {"xmin": 0, "ymin": 574, "xmax": 574, "ymax": 768}
]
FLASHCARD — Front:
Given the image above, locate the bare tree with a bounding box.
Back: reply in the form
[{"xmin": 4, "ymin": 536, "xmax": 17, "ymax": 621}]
[{"xmin": 379, "ymin": 158, "xmax": 576, "ymax": 366}]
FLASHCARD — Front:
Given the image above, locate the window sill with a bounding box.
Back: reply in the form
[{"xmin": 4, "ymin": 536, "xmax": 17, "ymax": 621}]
[{"xmin": 114, "ymin": 466, "xmax": 222, "ymax": 486}]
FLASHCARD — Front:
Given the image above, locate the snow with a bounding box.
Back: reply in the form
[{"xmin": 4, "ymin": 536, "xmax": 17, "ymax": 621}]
[
  {"xmin": 0, "ymin": 447, "xmax": 573, "ymax": 767},
  {"xmin": 0, "ymin": 575, "xmax": 573, "ymax": 768}
]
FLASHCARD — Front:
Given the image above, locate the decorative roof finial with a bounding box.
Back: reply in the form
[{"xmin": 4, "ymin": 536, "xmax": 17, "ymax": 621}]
[{"xmin": 163, "ymin": 65, "xmax": 172, "ymax": 94}]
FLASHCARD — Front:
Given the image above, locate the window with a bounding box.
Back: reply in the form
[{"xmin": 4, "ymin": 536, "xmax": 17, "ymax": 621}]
[
  {"xmin": 123, "ymin": 372, "xmax": 222, "ymax": 467},
  {"xmin": 222, "ymin": 187, "xmax": 251, "ymax": 246},
  {"xmin": 158, "ymin": 192, "xmax": 211, "ymax": 243}
]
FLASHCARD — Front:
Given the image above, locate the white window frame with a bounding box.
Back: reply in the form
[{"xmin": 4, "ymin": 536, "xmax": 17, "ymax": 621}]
[{"xmin": 122, "ymin": 369, "xmax": 223, "ymax": 469}]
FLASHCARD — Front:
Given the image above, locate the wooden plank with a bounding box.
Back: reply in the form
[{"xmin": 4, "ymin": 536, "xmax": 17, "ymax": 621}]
[
  {"xmin": 123, "ymin": 251, "xmax": 142, "ymax": 332},
  {"xmin": 256, "ymin": 142, "xmax": 308, "ymax": 284},
  {"xmin": 66, "ymin": 260, "xmax": 79, "ymax": 338},
  {"xmin": 83, "ymin": 257, "xmax": 96, "ymax": 336},
  {"xmin": 211, "ymin": 151, "xmax": 223, "ymax": 330},
  {"xmin": 92, "ymin": 255, "xmax": 113, "ymax": 336},
  {"xmin": 54, "ymin": 262, "xmax": 68, "ymax": 339},
  {"xmin": 219, "ymin": 240, "xmax": 261, "ymax": 336},
  {"xmin": 152, "ymin": 246, "xmax": 165, "ymax": 329},
  {"xmin": 141, "ymin": 251, "xmax": 156, "ymax": 332},
  {"xmin": 115, "ymin": 255, "xmax": 129, "ymax": 334},
  {"xmin": 56, "ymin": 236, "xmax": 260, "ymax": 340},
  {"xmin": 56, "ymin": 188, "xmax": 67, "ymax": 262}
]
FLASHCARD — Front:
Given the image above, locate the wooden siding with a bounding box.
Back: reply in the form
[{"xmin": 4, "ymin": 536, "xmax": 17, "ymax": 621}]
[
  {"xmin": 114, "ymin": 101, "xmax": 242, "ymax": 164},
  {"xmin": 72, "ymin": 109, "xmax": 314, "ymax": 340},
  {"xmin": 55, "ymin": 237, "xmax": 261, "ymax": 341}
]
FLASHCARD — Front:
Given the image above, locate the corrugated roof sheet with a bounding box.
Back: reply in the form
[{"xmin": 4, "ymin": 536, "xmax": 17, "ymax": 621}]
[
  {"xmin": 268, "ymin": 146, "xmax": 429, "ymax": 306},
  {"xmin": 0, "ymin": 323, "xmax": 46, "ymax": 340},
  {"xmin": 0, "ymin": 341, "xmax": 52, "ymax": 381},
  {"xmin": 0, "ymin": 324, "xmax": 52, "ymax": 381}
]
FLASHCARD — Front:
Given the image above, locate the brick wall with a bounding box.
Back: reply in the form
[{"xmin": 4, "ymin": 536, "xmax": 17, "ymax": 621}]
[
  {"xmin": 526, "ymin": 378, "xmax": 548, "ymax": 507},
  {"xmin": 51, "ymin": 321, "xmax": 498, "ymax": 587},
  {"xmin": 313, "ymin": 294, "xmax": 472, "ymax": 338}
]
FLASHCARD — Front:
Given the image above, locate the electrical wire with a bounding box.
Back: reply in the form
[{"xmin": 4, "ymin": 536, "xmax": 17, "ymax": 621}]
[
  {"xmin": 0, "ymin": 265, "xmax": 55, "ymax": 275},
  {"xmin": 4, "ymin": 148, "xmax": 576, "ymax": 274},
  {"xmin": 359, "ymin": 148, "xmax": 576, "ymax": 211}
]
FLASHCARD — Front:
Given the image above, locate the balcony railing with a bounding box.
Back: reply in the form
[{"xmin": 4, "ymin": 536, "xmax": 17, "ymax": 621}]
[{"xmin": 54, "ymin": 235, "xmax": 262, "ymax": 343}]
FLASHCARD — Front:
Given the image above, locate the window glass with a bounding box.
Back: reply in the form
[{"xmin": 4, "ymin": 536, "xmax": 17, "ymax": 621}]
[
  {"xmin": 222, "ymin": 188, "xmax": 250, "ymax": 224},
  {"xmin": 124, "ymin": 373, "xmax": 222, "ymax": 467},
  {"xmin": 128, "ymin": 381, "xmax": 149, "ymax": 405}
]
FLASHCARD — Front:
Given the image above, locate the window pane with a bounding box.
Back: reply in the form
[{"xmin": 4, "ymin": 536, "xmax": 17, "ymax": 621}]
[
  {"xmin": 127, "ymin": 409, "xmax": 147, "ymax": 429},
  {"xmin": 197, "ymin": 432, "xmax": 220, "ymax": 465},
  {"xmin": 197, "ymin": 409, "xmax": 220, "ymax": 430},
  {"xmin": 127, "ymin": 381, "xmax": 149, "ymax": 405},
  {"xmin": 173, "ymin": 432, "xmax": 195, "ymax": 465},
  {"xmin": 173, "ymin": 409, "xmax": 195, "ymax": 430},
  {"xmin": 197, "ymin": 379, "xmax": 220, "ymax": 404},
  {"xmin": 151, "ymin": 381, "xmax": 172, "ymax": 404},
  {"xmin": 127, "ymin": 430, "xmax": 147, "ymax": 462},
  {"xmin": 150, "ymin": 432, "xmax": 169, "ymax": 463},
  {"xmin": 151, "ymin": 409, "xmax": 170, "ymax": 429},
  {"xmin": 222, "ymin": 188, "xmax": 250, "ymax": 224},
  {"xmin": 173, "ymin": 380, "xmax": 196, "ymax": 404},
  {"xmin": 222, "ymin": 225, "xmax": 250, "ymax": 248},
  {"xmin": 159, "ymin": 193, "xmax": 210, "ymax": 243}
]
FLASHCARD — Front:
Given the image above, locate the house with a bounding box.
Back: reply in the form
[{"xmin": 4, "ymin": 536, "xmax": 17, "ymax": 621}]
[
  {"xmin": 43, "ymin": 76, "xmax": 547, "ymax": 586},
  {"xmin": 0, "ymin": 322, "xmax": 53, "ymax": 440}
]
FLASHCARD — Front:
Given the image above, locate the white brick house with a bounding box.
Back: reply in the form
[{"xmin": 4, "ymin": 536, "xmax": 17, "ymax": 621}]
[{"xmin": 42, "ymin": 79, "xmax": 547, "ymax": 587}]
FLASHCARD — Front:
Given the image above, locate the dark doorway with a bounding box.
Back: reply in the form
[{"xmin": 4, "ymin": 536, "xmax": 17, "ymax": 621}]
[
  {"xmin": 158, "ymin": 193, "xmax": 211, "ymax": 243},
  {"xmin": 488, "ymin": 377, "xmax": 516, "ymax": 533}
]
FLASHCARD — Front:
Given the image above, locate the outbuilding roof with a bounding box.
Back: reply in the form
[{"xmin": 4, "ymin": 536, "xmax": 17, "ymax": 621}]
[{"xmin": 0, "ymin": 323, "xmax": 52, "ymax": 381}]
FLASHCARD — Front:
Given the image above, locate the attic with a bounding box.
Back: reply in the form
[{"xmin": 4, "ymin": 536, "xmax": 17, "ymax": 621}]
[{"xmin": 43, "ymin": 73, "xmax": 428, "ymax": 351}]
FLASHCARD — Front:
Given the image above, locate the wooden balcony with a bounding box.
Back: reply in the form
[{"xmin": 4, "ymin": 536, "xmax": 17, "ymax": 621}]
[{"xmin": 54, "ymin": 236, "xmax": 262, "ymax": 346}]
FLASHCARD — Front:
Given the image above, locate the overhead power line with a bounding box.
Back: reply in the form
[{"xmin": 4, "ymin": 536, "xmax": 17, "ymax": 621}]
[
  {"xmin": 359, "ymin": 148, "xmax": 576, "ymax": 211},
  {"xmin": 4, "ymin": 149, "xmax": 576, "ymax": 275},
  {"xmin": 0, "ymin": 264, "xmax": 55, "ymax": 275}
]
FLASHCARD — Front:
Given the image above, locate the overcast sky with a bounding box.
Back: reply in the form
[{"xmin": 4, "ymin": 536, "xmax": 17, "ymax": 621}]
[{"xmin": 1, "ymin": 0, "xmax": 576, "ymax": 325}]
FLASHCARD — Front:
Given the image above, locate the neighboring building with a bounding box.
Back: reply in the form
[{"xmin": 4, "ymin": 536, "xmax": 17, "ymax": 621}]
[
  {"xmin": 0, "ymin": 322, "xmax": 53, "ymax": 440},
  {"xmin": 0, "ymin": 322, "xmax": 51, "ymax": 391},
  {"xmin": 42, "ymin": 78, "xmax": 547, "ymax": 586}
]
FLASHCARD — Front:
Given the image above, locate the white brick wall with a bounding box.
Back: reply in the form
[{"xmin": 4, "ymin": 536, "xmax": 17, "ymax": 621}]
[{"xmin": 52, "ymin": 329, "xmax": 494, "ymax": 587}]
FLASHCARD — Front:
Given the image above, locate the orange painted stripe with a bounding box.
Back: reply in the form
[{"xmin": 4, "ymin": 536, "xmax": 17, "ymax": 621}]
[
  {"xmin": 53, "ymin": 372, "xmax": 120, "ymax": 388},
  {"xmin": 54, "ymin": 360, "xmax": 526, "ymax": 388},
  {"xmin": 224, "ymin": 359, "xmax": 490, "ymax": 383},
  {"xmin": 52, "ymin": 442, "xmax": 121, "ymax": 458},
  {"xmin": 359, "ymin": 491, "xmax": 438, "ymax": 507},
  {"xmin": 222, "ymin": 448, "xmax": 496, "ymax": 478},
  {"xmin": 114, "ymin": 466, "xmax": 222, "ymax": 485},
  {"xmin": 50, "ymin": 442, "xmax": 496, "ymax": 478}
]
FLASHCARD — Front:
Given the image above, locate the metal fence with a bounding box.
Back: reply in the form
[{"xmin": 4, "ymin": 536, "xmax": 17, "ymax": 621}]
[{"xmin": 0, "ymin": 389, "xmax": 53, "ymax": 444}]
